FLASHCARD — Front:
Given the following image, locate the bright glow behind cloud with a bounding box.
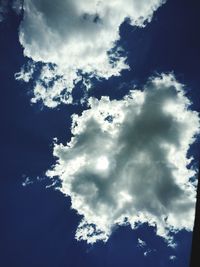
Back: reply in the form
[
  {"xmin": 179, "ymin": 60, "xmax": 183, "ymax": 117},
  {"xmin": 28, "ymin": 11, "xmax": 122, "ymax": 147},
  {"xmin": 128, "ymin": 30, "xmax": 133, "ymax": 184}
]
[
  {"xmin": 47, "ymin": 74, "xmax": 200, "ymax": 244},
  {"xmin": 17, "ymin": 0, "xmax": 165, "ymax": 107}
]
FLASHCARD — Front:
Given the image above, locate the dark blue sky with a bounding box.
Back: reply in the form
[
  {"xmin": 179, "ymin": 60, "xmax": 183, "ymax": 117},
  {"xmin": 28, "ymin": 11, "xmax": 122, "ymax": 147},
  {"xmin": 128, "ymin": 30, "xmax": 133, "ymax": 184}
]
[{"xmin": 1, "ymin": 0, "xmax": 200, "ymax": 266}]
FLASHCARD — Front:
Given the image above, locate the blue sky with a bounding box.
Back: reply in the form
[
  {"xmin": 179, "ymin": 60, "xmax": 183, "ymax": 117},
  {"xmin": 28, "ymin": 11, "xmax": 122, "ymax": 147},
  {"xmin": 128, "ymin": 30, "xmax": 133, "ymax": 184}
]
[{"xmin": 1, "ymin": 0, "xmax": 200, "ymax": 266}]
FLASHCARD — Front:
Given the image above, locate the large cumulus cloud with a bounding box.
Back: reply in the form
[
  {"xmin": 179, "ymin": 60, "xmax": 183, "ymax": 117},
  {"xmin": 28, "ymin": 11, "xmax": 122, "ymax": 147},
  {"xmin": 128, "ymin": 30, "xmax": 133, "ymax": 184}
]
[
  {"xmin": 16, "ymin": 0, "xmax": 165, "ymax": 107},
  {"xmin": 47, "ymin": 74, "xmax": 200, "ymax": 244}
]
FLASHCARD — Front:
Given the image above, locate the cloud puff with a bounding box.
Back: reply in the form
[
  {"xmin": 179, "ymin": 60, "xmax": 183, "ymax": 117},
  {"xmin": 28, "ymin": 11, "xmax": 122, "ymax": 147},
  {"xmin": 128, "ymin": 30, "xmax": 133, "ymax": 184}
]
[
  {"xmin": 17, "ymin": 0, "xmax": 165, "ymax": 107},
  {"xmin": 169, "ymin": 255, "xmax": 176, "ymax": 261},
  {"xmin": 47, "ymin": 74, "xmax": 200, "ymax": 244},
  {"xmin": 137, "ymin": 238, "xmax": 155, "ymax": 256}
]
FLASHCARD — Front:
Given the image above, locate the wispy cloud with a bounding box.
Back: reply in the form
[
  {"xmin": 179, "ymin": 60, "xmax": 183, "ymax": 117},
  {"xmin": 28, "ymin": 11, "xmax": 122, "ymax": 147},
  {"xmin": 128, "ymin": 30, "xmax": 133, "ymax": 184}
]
[
  {"xmin": 0, "ymin": 0, "xmax": 23, "ymax": 22},
  {"xmin": 47, "ymin": 74, "xmax": 200, "ymax": 244}
]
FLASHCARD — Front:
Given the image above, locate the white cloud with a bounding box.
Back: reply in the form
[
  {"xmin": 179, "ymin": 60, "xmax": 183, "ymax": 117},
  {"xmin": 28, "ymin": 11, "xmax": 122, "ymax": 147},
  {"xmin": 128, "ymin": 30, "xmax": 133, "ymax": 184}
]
[
  {"xmin": 15, "ymin": 61, "xmax": 35, "ymax": 82},
  {"xmin": 47, "ymin": 74, "xmax": 200, "ymax": 244},
  {"xmin": 169, "ymin": 255, "xmax": 176, "ymax": 261},
  {"xmin": 137, "ymin": 238, "xmax": 146, "ymax": 248},
  {"xmin": 144, "ymin": 249, "xmax": 154, "ymax": 257},
  {"xmin": 17, "ymin": 0, "xmax": 165, "ymax": 107},
  {"xmin": 22, "ymin": 176, "xmax": 33, "ymax": 187},
  {"xmin": 137, "ymin": 238, "xmax": 156, "ymax": 256}
]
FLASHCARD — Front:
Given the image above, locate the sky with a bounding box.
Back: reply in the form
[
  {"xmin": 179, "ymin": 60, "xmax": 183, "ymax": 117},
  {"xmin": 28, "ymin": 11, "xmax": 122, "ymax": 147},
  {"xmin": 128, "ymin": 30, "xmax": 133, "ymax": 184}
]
[{"xmin": 1, "ymin": 0, "xmax": 200, "ymax": 266}]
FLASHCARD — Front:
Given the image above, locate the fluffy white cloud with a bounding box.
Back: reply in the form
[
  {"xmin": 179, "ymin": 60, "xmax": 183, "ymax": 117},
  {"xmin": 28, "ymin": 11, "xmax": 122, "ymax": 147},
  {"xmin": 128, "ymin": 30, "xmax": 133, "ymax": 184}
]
[
  {"xmin": 47, "ymin": 74, "xmax": 200, "ymax": 244},
  {"xmin": 15, "ymin": 60, "xmax": 35, "ymax": 82},
  {"xmin": 17, "ymin": 0, "xmax": 165, "ymax": 107}
]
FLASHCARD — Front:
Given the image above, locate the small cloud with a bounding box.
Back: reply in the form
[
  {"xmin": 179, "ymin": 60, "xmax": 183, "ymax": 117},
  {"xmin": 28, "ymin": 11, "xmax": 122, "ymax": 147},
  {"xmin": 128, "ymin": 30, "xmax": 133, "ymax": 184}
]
[
  {"xmin": 137, "ymin": 238, "xmax": 156, "ymax": 257},
  {"xmin": 144, "ymin": 249, "xmax": 153, "ymax": 257},
  {"xmin": 15, "ymin": 61, "xmax": 35, "ymax": 83},
  {"xmin": 169, "ymin": 255, "xmax": 176, "ymax": 261},
  {"xmin": 22, "ymin": 176, "xmax": 33, "ymax": 187},
  {"xmin": 137, "ymin": 238, "xmax": 146, "ymax": 248},
  {"xmin": 22, "ymin": 175, "xmax": 50, "ymax": 188}
]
